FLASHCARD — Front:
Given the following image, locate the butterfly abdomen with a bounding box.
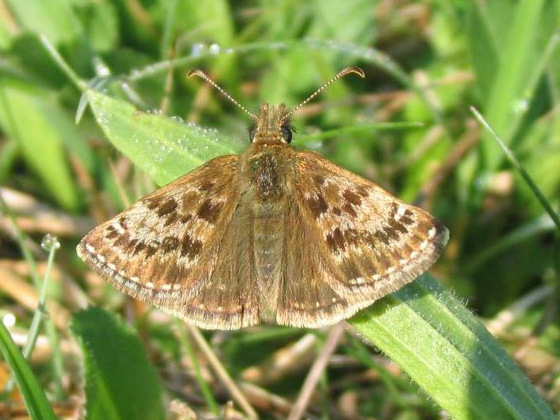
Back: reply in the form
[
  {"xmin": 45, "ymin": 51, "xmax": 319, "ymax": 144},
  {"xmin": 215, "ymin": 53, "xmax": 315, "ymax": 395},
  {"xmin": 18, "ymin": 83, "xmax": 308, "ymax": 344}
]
[{"xmin": 252, "ymin": 203, "xmax": 284, "ymax": 321}]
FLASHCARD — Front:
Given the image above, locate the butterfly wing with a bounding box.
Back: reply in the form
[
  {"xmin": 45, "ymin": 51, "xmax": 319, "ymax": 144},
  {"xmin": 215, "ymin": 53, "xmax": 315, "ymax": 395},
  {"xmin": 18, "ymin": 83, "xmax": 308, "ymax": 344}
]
[
  {"xmin": 77, "ymin": 155, "xmax": 259, "ymax": 329},
  {"xmin": 276, "ymin": 151, "xmax": 449, "ymax": 327}
]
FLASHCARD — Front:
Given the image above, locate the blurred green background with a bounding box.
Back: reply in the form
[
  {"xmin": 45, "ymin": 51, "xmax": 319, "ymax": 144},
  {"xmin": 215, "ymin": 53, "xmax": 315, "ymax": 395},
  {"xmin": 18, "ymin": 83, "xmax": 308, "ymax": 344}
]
[{"xmin": 0, "ymin": 0, "xmax": 559, "ymax": 419}]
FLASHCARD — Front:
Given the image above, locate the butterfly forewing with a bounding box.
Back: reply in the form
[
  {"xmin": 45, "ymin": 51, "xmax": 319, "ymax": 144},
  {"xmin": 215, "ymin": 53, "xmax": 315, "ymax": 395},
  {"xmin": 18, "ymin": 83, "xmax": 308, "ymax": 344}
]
[
  {"xmin": 77, "ymin": 155, "xmax": 259, "ymax": 328},
  {"xmin": 275, "ymin": 151, "xmax": 449, "ymax": 326}
]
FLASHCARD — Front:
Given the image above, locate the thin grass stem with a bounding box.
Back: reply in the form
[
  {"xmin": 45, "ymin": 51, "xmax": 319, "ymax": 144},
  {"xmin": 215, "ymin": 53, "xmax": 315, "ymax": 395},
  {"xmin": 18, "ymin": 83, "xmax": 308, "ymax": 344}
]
[
  {"xmin": 0, "ymin": 193, "xmax": 41, "ymax": 288},
  {"xmin": 471, "ymin": 106, "xmax": 560, "ymax": 233},
  {"xmin": 38, "ymin": 35, "xmax": 87, "ymax": 92},
  {"xmin": 174, "ymin": 321, "xmax": 220, "ymax": 416},
  {"xmin": 4, "ymin": 235, "xmax": 65, "ymax": 399},
  {"xmin": 21, "ymin": 235, "xmax": 59, "ymax": 359},
  {"xmin": 187, "ymin": 324, "xmax": 258, "ymax": 420}
]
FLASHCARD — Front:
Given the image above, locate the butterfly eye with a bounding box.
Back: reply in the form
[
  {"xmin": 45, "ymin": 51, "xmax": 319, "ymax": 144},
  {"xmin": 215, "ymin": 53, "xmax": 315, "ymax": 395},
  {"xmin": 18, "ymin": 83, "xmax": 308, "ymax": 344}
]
[
  {"xmin": 281, "ymin": 124, "xmax": 293, "ymax": 143},
  {"xmin": 248, "ymin": 125, "xmax": 256, "ymax": 142}
]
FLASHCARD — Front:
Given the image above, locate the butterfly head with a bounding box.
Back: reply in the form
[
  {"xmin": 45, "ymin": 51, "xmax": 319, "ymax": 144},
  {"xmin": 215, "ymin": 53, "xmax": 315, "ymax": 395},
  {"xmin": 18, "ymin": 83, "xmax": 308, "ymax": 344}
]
[{"xmin": 249, "ymin": 103, "xmax": 293, "ymax": 144}]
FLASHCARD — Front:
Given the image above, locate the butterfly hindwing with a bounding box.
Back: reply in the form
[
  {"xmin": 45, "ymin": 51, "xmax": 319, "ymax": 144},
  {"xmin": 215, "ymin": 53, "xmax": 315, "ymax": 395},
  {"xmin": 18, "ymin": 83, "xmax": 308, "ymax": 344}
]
[
  {"xmin": 170, "ymin": 199, "xmax": 260, "ymax": 329},
  {"xmin": 275, "ymin": 196, "xmax": 349, "ymax": 327}
]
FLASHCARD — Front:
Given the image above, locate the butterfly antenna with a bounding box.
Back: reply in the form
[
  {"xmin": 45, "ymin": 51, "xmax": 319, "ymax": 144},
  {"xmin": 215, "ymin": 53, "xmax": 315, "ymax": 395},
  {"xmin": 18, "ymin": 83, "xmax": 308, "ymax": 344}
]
[
  {"xmin": 188, "ymin": 69, "xmax": 258, "ymax": 120},
  {"xmin": 283, "ymin": 67, "xmax": 365, "ymax": 121}
]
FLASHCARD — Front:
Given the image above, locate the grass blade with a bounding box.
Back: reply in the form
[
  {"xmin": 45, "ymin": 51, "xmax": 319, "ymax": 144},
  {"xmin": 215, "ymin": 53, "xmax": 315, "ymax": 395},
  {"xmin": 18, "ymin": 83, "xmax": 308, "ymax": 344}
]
[
  {"xmin": 293, "ymin": 121, "xmax": 423, "ymax": 146},
  {"xmin": 173, "ymin": 321, "xmax": 220, "ymax": 417},
  {"xmin": 4, "ymin": 235, "xmax": 65, "ymax": 398},
  {"xmin": 0, "ymin": 79, "xmax": 80, "ymax": 211},
  {"xmin": 480, "ymin": 0, "xmax": 547, "ymax": 170},
  {"xmin": 471, "ymin": 106, "xmax": 560, "ymax": 233},
  {"xmin": 0, "ymin": 322, "xmax": 58, "ymax": 420},
  {"xmin": 38, "ymin": 35, "xmax": 86, "ymax": 92}
]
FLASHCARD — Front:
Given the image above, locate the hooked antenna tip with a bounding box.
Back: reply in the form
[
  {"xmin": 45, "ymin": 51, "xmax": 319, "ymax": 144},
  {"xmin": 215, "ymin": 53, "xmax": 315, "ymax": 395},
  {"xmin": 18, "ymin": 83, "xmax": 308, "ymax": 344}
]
[
  {"xmin": 346, "ymin": 66, "xmax": 366, "ymax": 78},
  {"xmin": 283, "ymin": 66, "xmax": 366, "ymax": 120},
  {"xmin": 187, "ymin": 69, "xmax": 204, "ymax": 79}
]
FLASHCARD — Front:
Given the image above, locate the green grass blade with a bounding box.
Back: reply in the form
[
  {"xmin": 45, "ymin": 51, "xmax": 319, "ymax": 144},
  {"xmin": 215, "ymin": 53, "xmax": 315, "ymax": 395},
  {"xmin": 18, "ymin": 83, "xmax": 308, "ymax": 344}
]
[
  {"xmin": 38, "ymin": 35, "xmax": 87, "ymax": 92},
  {"xmin": 464, "ymin": 214, "xmax": 557, "ymax": 274},
  {"xmin": 480, "ymin": 0, "xmax": 547, "ymax": 170},
  {"xmin": 174, "ymin": 321, "xmax": 220, "ymax": 416},
  {"xmin": 0, "ymin": 322, "xmax": 58, "ymax": 420},
  {"xmin": 293, "ymin": 121, "xmax": 423, "ymax": 146},
  {"xmin": 0, "ymin": 139, "xmax": 19, "ymax": 181},
  {"xmin": 5, "ymin": 0, "xmax": 81, "ymax": 45},
  {"xmin": 471, "ymin": 106, "xmax": 560, "ymax": 233},
  {"xmin": 3, "ymin": 235, "xmax": 65, "ymax": 399},
  {"xmin": 71, "ymin": 307, "xmax": 165, "ymax": 420},
  {"xmin": 160, "ymin": 0, "xmax": 180, "ymax": 59},
  {"xmin": 0, "ymin": 79, "xmax": 80, "ymax": 211},
  {"xmin": 349, "ymin": 275, "xmax": 556, "ymax": 420},
  {"xmin": 86, "ymin": 90, "xmax": 244, "ymax": 186},
  {"xmin": 467, "ymin": 1, "xmax": 500, "ymax": 100}
]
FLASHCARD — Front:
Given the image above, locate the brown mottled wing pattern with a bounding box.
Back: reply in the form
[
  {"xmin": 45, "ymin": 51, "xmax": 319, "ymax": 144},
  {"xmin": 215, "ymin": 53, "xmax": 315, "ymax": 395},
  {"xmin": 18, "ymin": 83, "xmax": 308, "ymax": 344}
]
[
  {"xmin": 277, "ymin": 151, "xmax": 449, "ymax": 327},
  {"xmin": 77, "ymin": 155, "xmax": 259, "ymax": 330}
]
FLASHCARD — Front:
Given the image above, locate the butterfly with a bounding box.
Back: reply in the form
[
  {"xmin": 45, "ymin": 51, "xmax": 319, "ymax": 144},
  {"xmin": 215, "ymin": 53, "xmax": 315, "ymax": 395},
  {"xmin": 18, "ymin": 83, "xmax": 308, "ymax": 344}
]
[{"xmin": 77, "ymin": 67, "xmax": 448, "ymax": 330}]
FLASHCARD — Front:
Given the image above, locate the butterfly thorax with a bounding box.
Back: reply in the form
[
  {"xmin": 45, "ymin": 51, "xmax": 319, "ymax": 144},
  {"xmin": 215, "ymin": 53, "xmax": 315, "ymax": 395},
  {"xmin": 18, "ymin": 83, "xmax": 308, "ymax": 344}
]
[{"xmin": 243, "ymin": 102, "xmax": 295, "ymax": 202}]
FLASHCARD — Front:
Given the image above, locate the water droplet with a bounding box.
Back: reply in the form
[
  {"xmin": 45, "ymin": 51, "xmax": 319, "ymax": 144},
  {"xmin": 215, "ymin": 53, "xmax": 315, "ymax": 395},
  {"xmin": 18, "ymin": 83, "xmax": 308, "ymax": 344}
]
[
  {"xmin": 512, "ymin": 98, "xmax": 529, "ymax": 115},
  {"xmin": 93, "ymin": 57, "xmax": 111, "ymax": 77},
  {"xmin": 209, "ymin": 43, "xmax": 220, "ymax": 54},
  {"xmin": 2, "ymin": 313, "xmax": 16, "ymax": 328},
  {"xmin": 41, "ymin": 234, "xmax": 60, "ymax": 252},
  {"xmin": 191, "ymin": 43, "xmax": 207, "ymax": 57},
  {"xmin": 474, "ymin": 175, "xmax": 488, "ymax": 191}
]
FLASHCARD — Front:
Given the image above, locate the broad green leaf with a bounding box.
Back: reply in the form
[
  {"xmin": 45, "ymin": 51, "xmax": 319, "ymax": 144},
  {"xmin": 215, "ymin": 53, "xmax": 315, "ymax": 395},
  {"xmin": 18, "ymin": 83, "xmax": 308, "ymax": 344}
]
[
  {"xmin": 85, "ymin": 90, "xmax": 243, "ymax": 186},
  {"xmin": 0, "ymin": 79, "xmax": 79, "ymax": 211},
  {"xmin": 0, "ymin": 322, "xmax": 58, "ymax": 420},
  {"xmin": 71, "ymin": 307, "xmax": 164, "ymax": 420},
  {"xmin": 350, "ymin": 275, "xmax": 556, "ymax": 420}
]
